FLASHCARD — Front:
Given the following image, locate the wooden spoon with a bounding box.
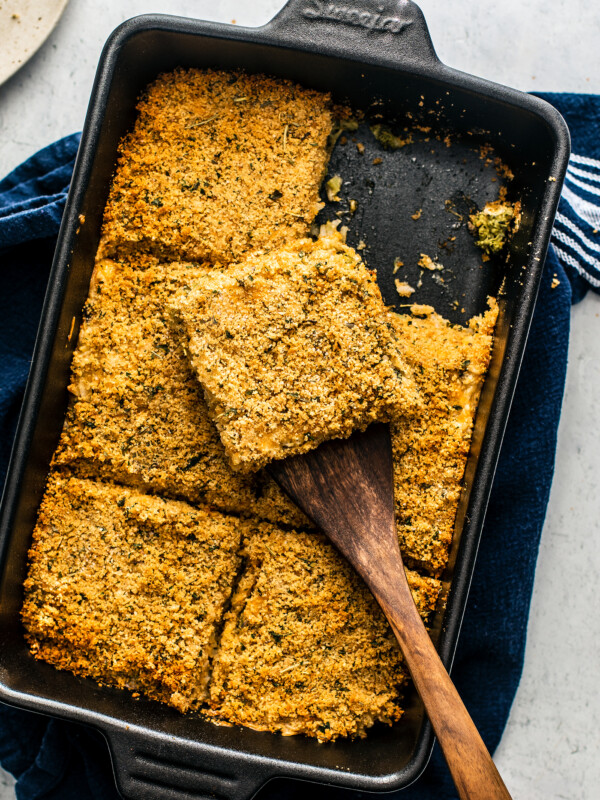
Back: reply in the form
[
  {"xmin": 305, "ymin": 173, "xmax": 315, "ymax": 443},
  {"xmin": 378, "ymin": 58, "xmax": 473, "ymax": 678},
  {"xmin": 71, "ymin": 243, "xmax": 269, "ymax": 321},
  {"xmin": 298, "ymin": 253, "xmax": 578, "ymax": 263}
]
[{"xmin": 269, "ymin": 422, "xmax": 512, "ymax": 800}]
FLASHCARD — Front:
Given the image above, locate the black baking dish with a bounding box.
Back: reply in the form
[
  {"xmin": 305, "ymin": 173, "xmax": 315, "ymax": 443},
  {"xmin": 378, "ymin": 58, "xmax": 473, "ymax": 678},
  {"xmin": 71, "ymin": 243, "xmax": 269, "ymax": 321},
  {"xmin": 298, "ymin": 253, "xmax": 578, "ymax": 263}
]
[{"xmin": 0, "ymin": 1, "xmax": 569, "ymax": 798}]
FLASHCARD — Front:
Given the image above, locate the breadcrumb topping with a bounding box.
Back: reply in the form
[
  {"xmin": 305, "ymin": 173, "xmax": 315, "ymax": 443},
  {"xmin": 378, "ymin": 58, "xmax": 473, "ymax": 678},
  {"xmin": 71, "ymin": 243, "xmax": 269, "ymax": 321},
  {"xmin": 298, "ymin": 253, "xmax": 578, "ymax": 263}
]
[
  {"xmin": 22, "ymin": 475, "xmax": 244, "ymax": 711},
  {"xmin": 99, "ymin": 69, "xmax": 333, "ymax": 264},
  {"xmin": 22, "ymin": 67, "xmax": 500, "ymax": 741},
  {"xmin": 390, "ymin": 301, "xmax": 498, "ymax": 574},
  {"xmin": 209, "ymin": 526, "xmax": 441, "ymax": 741},
  {"xmin": 170, "ymin": 230, "xmax": 420, "ymax": 472},
  {"xmin": 52, "ymin": 257, "xmax": 307, "ymax": 528}
]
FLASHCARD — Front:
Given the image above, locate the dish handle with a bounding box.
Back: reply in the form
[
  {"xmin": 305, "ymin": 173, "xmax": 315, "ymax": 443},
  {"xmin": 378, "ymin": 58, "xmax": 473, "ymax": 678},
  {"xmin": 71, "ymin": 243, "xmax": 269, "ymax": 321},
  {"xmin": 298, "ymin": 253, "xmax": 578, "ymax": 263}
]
[
  {"xmin": 264, "ymin": 0, "xmax": 440, "ymax": 69},
  {"xmin": 107, "ymin": 727, "xmax": 270, "ymax": 800}
]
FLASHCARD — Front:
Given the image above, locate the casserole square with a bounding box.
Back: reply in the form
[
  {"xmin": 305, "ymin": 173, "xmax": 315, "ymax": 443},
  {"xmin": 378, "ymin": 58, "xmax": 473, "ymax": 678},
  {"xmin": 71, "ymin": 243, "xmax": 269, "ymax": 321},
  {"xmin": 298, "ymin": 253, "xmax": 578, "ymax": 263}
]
[
  {"xmin": 169, "ymin": 231, "xmax": 420, "ymax": 472},
  {"xmin": 21, "ymin": 474, "xmax": 244, "ymax": 712},
  {"xmin": 98, "ymin": 68, "xmax": 333, "ymax": 264},
  {"xmin": 209, "ymin": 526, "xmax": 440, "ymax": 741},
  {"xmin": 52, "ymin": 256, "xmax": 307, "ymax": 527}
]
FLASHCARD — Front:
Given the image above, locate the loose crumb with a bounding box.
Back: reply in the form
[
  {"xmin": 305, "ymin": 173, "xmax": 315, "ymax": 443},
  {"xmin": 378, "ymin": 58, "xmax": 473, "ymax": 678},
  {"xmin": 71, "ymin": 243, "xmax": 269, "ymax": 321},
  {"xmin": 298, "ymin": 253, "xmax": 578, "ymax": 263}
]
[
  {"xmin": 326, "ymin": 174, "xmax": 343, "ymax": 202},
  {"xmin": 370, "ymin": 124, "xmax": 412, "ymax": 150},
  {"xmin": 395, "ymin": 280, "xmax": 415, "ymax": 297},
  {"xmin": 418, "ymin": 253, "xmax": 443, "ymax": 271},
  {"xmin": 410, "ymin": 304, "xmax": 435, "ymax": 316}
]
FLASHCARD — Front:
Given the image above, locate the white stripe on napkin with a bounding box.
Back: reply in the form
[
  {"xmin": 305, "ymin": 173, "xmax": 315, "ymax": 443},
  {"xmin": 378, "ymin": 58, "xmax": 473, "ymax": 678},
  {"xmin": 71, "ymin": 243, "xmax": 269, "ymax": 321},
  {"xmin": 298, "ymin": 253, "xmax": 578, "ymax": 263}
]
[
  {"xmin": 565, "ymin": 172, "xmax": 600, "ymax": 198},
  {"xmin": 552, "ymin": 227, "xmax": 600, "ymax": 271},
  {"xmin": 570, "ymin": 153, "xmax": 600, "ymax": 170},
  {"xmin": 560, "ymin": 183, "xmax": 600, "ymax": 228},
  {"xmin": 567, "ymin": 164, "xmax": 600, "ymax": 185},
  {"xmin": 553, "ymin": 245, "xmax": 600, "ymax": 288},
  {"xmin": 555, "ymin": 213, "xmax": 600, "ymax": 253}
]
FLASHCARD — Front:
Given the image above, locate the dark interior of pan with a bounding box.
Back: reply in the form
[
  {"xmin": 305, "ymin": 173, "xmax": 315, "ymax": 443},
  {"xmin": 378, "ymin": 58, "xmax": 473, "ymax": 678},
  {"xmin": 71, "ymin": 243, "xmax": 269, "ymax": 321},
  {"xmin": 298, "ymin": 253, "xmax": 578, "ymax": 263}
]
[{"xmin": 0, "ymin": 2, "xmax": 568, "ymax": 798}]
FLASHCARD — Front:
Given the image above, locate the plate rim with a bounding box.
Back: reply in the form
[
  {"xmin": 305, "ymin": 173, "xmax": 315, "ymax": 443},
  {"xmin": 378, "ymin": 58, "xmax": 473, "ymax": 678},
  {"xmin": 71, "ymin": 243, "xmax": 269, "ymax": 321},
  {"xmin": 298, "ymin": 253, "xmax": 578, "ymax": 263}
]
[{"xmin": 0, "ymin": 0, "xmax": 71, "ymax": 86}]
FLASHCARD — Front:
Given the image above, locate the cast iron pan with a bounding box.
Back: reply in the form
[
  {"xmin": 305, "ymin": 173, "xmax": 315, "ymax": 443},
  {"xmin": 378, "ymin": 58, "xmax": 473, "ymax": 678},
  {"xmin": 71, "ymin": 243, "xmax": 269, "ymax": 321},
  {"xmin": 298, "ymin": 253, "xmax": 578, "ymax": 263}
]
[{"xmin": 0, "ymin": 1, "xmax": 569, "ymax": 798}]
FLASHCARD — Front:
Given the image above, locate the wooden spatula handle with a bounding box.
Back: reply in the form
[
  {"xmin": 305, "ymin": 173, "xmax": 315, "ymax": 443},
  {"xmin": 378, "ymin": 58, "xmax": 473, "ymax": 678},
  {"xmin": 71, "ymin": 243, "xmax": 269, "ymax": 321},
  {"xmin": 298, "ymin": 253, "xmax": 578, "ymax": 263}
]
[
  {"xmin": 372, "ymin": 560, "xmax": 512, "ymax": 800},
  {"xmin": 269, "ymin": 426, "xmax": 512, "ymax": 799}
]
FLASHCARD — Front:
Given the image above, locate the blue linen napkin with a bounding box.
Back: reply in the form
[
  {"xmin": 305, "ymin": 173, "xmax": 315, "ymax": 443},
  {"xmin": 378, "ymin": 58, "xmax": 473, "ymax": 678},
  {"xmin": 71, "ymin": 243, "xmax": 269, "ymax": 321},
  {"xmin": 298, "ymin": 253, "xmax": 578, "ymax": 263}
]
[
  {"xmin": 0, "ymin": 93, "xmax": 598, "ymax": 800},
  {"xmin": 540, "ymin": 93, "xmax": 600, "ymax": 304}
]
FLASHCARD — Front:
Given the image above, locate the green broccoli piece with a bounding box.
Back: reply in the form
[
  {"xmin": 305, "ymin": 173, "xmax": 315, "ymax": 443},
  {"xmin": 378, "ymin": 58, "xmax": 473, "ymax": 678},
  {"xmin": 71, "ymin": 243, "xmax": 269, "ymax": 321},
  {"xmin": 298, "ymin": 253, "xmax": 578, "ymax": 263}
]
[
  {"xmin": 370, "ymin": 124, "xmax": 411, "ymax": 150},
  {"xmin": 469, "ymin": 201, "xmax": 519, "ymax": 254}
]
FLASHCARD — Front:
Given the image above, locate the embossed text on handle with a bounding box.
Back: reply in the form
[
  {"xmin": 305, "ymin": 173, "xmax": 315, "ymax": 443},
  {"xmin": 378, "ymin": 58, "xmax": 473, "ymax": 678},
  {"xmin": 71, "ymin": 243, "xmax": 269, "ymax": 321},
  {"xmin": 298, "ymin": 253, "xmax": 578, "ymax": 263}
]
[{"xmin": 301, "ymin": 1, "xmax": 413, "ymax": 34}]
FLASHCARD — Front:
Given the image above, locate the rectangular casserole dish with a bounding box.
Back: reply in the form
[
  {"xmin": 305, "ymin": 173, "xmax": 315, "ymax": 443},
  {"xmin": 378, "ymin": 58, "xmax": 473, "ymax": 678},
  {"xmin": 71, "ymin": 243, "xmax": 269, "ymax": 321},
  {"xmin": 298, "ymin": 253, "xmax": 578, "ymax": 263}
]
[{"xmin": 0, "ymin": 1, "xmax": 569, "ymax": 798}]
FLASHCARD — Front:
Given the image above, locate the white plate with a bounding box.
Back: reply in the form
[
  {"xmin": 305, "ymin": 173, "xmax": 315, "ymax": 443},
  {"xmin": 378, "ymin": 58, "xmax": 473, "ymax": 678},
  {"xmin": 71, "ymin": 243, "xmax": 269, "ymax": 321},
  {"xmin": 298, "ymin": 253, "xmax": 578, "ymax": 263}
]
[{"xmin": 0, "ymin": 0, "xmax": 70, "ymax": 85}]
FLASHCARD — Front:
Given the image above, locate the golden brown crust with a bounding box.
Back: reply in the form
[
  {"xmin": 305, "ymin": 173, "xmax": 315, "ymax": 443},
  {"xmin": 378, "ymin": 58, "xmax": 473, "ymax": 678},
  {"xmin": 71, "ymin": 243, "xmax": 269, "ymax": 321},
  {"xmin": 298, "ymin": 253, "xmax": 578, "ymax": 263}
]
[
  {"xmin": 52, "ymin": 257, "xmax": 308, "ymax": 528},
  {"xmin": 21, "ymin": 475, "xmax": 244, "ymax": 711},
  {"xmin": 99, "ymin": 69, "xmax": 333, "ymax": 264},
  {"xmin": 51, "ymin": 254, "xmax": 497, "ymax": 586},
  {"xmin": 24, "ymin": 66, "xmax": 500, "ymax": 740},
  {"xmin": 390, "ymin": 301, "xmax": 498, "ymax": 574},
  {"xmin": 170, "ymin": 230, "xmax": 420, "ymax": 472},
  {"xmin": 208, "ymin": 526, "xmax": 441, "ymax": 741}
]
